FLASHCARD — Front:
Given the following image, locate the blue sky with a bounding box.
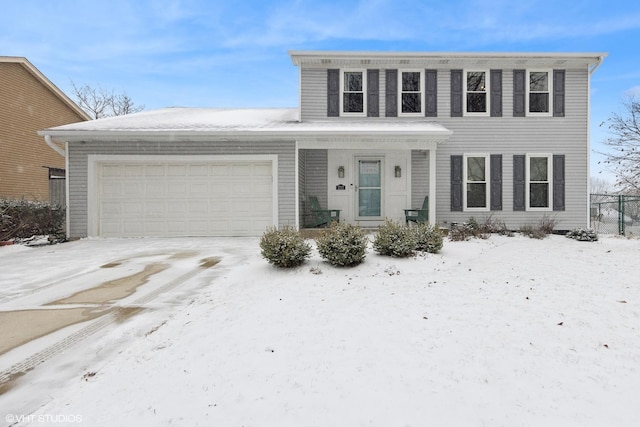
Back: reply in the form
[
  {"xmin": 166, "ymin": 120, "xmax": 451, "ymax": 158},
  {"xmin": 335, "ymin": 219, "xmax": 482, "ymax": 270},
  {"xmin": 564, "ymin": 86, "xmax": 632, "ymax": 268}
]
[{"xmin": 2, "ymin": 0, "xmax": 639, "ymax": 184}]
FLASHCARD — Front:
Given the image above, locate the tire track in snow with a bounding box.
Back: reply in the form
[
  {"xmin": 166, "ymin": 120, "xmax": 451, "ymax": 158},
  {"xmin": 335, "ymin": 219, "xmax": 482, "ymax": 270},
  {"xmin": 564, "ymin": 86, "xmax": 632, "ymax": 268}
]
[{"xmin": 0, "ymin": 258, "xmax": 218, "ymax": 386}]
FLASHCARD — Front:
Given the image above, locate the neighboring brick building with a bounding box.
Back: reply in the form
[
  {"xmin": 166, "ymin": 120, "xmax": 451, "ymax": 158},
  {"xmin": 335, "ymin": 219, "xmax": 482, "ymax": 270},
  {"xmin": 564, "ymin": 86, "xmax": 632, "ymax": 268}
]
[{"xmin": 0, "ymin": 56, "xmax": 89, "ymax": 204}]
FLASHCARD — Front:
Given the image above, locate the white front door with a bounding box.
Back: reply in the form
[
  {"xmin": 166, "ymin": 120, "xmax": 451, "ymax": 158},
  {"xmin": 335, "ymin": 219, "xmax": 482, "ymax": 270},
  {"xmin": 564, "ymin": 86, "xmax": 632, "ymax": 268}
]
[{"xmin": 356, "ymin": 157, "xmax": 383, "ymax": 220}]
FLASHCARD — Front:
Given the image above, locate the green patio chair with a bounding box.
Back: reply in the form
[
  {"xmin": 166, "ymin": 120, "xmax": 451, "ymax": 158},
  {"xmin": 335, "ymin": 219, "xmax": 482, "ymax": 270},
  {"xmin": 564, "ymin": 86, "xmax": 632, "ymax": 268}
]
[
  {"xmin": 404, "ymin": 196, "xmax": 429, "ymax": 225},
  {"xmin": 308, "ymin": 196, "xmax": 340, "ymax": 227}
]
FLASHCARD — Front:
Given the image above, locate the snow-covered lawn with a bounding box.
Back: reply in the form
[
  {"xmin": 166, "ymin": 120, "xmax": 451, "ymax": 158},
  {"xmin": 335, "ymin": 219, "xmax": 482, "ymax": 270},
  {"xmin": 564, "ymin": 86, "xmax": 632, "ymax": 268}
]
[{"xmin": 1, "ymin": 234, "xmax": 639, "ymax": 426}]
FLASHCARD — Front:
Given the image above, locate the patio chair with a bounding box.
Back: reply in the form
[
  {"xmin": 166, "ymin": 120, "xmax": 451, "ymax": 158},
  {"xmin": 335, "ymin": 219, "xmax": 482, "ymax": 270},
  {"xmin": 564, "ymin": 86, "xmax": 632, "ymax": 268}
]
[
  {"xmin": 308, "ymin": 196, "xmax": 340, "ymax": 227},
  {"xmin": 404, "ymin": 196, "xmax": 429, "ymax": 225}
]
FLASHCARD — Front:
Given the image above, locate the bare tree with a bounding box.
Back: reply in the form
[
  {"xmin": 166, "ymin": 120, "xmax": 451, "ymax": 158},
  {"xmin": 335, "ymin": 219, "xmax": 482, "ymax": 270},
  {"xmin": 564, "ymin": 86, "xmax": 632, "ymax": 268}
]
[
  {"xmin": 590, "ymin": 176, "xmax": 613, "ymax": 195},
  {"xmin": 600, "ymin": 96, "xmax": 640, "ymax": 192},
  {"xmin": 71, "ymin": 81, "xmax": 144, "ymax": 119}
]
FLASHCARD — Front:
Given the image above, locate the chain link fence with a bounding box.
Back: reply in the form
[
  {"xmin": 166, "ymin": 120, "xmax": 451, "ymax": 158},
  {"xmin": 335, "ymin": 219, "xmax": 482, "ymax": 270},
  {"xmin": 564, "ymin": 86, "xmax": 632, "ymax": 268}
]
[{"xmin": 590, "ymin": 194, "xmax": 640, "ymax": 235}]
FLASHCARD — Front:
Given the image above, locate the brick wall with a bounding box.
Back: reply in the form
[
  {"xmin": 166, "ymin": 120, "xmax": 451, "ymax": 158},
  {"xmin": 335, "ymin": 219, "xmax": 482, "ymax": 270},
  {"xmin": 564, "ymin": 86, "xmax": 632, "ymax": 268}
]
[{"xmin": 0, "ymin": 62, "xmax": 86, "ymax": 201}]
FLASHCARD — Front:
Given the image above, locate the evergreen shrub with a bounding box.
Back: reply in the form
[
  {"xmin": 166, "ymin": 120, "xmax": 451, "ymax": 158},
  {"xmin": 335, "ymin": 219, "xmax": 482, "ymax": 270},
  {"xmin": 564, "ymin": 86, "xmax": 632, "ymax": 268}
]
[
  {"xmin": 566, "ymin": 228, "xmax": 598, "ymax": 242},
  {"xmin": 373, "ymin": 219, "xmax": 417, "ymax": 257},
  {"xmin": 414, "ymin": 223, "xmax": 444, "ymax": 253},
  {"xmin": 316, "ymin": 221, "xmax": 368, "ymax": 267},
  {"xmin": 259, "ymin": 225, "xmax": 311, "ymax": 268}
]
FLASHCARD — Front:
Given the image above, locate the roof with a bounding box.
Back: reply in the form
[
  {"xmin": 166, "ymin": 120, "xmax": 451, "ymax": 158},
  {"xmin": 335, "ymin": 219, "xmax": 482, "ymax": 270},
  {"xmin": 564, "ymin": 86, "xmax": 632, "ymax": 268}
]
[
  {"xmin": 40, "ymin": 107, "xmax": 453, "ymax": 142},
  {"xmin": 289, "ymin": 50, "xmax": 607, "ymax": 71},
  {"xmin": 0, "ymin": 56, "xmax": 91, "ymax": 121}
]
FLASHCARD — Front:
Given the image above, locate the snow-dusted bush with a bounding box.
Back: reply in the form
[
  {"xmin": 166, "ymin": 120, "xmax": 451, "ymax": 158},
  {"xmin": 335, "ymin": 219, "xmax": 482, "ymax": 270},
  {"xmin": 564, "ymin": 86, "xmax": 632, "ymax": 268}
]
[
  {"xmin": 519, "ymin": 224, "xmax": 548, "ymax": 239},
  {"xmin": 414, "ymin": 222, "xmax": 444, "ymax": 253},
  {"xmin": 566, "ymin": 228, "xmax": 599, "ymax": 242},
  {"xmin": 520, "ymin": 217, "xmax": 557, "ymax": 239},
  {"xmin": 315, "ymin": 221, "xmax": 368, "ymax": 267},
  {"xmin": 373, "ymin": 219, "xmax": 416, "ymax": 257},
  {"xmin": 259, "ymin": 225, "xmax": 311, "ymax": 268},
  {"xmin": 0, "ymin": 198, "xmax": 65, "ymax": 243},
  {"xmin": 449, "ymin": 218, "xmax": 489, "ymax": 241}
]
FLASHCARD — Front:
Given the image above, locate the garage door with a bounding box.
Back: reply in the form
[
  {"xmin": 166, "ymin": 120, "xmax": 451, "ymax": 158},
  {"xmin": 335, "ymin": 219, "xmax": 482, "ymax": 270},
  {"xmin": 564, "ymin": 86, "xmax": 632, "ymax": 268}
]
[{"xmin": 96, "ymin": 159, "xmax": 274, "ymax": 237}]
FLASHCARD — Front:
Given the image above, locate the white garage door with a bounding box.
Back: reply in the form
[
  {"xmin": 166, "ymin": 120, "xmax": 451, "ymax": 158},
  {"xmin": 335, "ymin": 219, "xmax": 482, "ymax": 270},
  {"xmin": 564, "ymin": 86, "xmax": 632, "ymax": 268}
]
[{"xmin": 96, "ymin": 159, "xmax": 274, "ymax": 237}]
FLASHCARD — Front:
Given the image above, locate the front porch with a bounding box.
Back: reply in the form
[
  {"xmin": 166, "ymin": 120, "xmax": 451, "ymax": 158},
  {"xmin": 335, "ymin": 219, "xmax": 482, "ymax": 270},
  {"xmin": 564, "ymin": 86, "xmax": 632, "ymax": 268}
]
[{"xmin": 297, "ymin": 148, "xmax": 436, "ymax": 229}]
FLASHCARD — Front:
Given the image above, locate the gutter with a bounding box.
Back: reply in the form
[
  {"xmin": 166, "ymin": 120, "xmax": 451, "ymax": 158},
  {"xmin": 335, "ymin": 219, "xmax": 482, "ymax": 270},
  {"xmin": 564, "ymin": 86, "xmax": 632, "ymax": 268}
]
[{"xmin": 44, "ymin": 134, "xmax": 66, "ymax": 157}]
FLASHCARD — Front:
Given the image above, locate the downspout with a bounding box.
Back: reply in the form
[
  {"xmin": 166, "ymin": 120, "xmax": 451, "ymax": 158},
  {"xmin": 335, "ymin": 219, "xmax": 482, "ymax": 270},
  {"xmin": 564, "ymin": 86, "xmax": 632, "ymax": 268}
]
[
  {"xmin": 44, "ymin": 134, "xmax": 66, "ymax": 157},
  {"xmin": 43, "ymin": 135, "xmax": 70, "ymax": 237},
  {"xmin": 586, "ymin": 54, "xmax": 606, "ymax": 228}
]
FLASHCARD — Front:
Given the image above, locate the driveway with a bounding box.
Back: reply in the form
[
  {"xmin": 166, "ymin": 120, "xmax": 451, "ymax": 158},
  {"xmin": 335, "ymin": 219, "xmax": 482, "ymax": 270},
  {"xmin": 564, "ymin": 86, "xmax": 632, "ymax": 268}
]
[{"xmin": 0, "ymin": 237, "xmax": 250, "ymax": 389}]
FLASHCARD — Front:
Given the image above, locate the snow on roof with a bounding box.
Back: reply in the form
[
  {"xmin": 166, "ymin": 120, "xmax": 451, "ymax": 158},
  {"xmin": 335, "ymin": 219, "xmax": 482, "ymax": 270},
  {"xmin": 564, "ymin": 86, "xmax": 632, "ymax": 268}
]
[{"xmin": 40, "ymin": 107, "xmax": 453, "ymax": 139}]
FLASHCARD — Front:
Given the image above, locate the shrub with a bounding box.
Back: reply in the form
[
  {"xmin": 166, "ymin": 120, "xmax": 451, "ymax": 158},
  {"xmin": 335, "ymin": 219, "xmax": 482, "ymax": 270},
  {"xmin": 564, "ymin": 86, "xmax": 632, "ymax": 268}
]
[
  {"xmin": 566, "ymin": 228, "xmax": 598, "ymax": 242},
  {"xmin": 414, "ymin": 223, "xmax": 444, "ymax": 254},
  {"xmin": 520, "ymin": 216, "xmax": 557, "ymax": 239},
  {"xmin": 449, "ymin": 217, "xmax": 490, "ymax": 241},
  {"xmin": 0, "ymin": 199, "xmax": 65, "ymax": 243},
  {"xmin": 316, "ymin": 221, "xmax": 368, "ymax": 267},
  {"xmin": 537, "ymin": 215, "xmax": 557, "ymax": 234},
  {"xmin": 481, "ymin": 215, "xmax": 514, "ymax": 237},
  {"xmin": 373, "ymin": 219, "xmax": 417, "ymax": 257},
  {"xmin": 259, "ymin": 225, "xmax": 311, "ymax": 268},
  {"xmin": 519, "ymin": 224, "xmax": 547, "ymax": 239}
]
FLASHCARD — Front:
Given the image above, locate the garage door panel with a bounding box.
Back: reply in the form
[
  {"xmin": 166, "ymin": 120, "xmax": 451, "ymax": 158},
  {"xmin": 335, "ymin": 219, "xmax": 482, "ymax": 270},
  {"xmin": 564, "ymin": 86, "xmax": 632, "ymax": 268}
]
[
  {"xmin": 146, "ymin": 165, "xmax": 165, "ymax": 176},
  {"xmin": 167, "ymin": 182, "xmax": 187, "ymax": 196},
  {"xmin": 189, "ymin": 164, "xmax": 209, "ymax": 176},
  {"xmin": 98, "ymin": 160, "xmax": 274, "ymax": 237},
  {"xmin": 124, "ymin": 165, "xmax": 144, "ymax": 177}
]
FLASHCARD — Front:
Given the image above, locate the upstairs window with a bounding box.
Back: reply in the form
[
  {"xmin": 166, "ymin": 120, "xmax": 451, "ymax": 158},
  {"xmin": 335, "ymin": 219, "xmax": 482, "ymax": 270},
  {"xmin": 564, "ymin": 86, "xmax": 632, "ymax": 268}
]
[
  {"xmin": 399, "ymin": 70, "xmax": 424, "ymax": 115},
  {"xmin": 341, "ymin": 70, "xmax": 366, "ymax": 115},
  {"xmin": 464, "ymin": 154, "xmax": 490, "ymax": 210},
  {"xmin": 465, "ymin": 71, "xmax": 489, "ymax": 115},
  {"xmin": 528, "ymin": 71, "xmax": 552, "ymax": 115}
]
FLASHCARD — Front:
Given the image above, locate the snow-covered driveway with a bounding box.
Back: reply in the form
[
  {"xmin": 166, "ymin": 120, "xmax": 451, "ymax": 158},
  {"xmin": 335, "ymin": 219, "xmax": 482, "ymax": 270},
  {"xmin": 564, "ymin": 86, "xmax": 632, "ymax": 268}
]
[{"xmin": 1, "ymin": 235, "xmax": 640, "ymax": 426}]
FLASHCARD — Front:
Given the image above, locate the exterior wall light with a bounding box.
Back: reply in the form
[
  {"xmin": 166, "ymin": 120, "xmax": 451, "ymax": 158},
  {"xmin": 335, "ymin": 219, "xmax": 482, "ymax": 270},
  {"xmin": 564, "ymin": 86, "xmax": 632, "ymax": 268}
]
[
  {"xmin": 395, "ymin": 166, "xmax": 402, "ymax": 178},
  {"xmin": 338, "ymin": 166, "xmax": 345, "ymax": 178}
]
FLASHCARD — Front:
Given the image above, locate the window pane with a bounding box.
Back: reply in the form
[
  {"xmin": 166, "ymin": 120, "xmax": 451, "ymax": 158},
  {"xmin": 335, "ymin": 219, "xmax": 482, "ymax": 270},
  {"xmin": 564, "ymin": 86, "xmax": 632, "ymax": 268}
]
[
  {"xmin": 530, "ymin": 157, "xmax": 548, "ymax": 181},
  {"xmin": 467, "ymin": 72, "xmax": 486, "ymax": 91},
  {"xmin": 530, "ymin": 72, "xmax": 548, "ymax": 92},
  {"xmin": 467, "ymin": 183, "xmax": 487, "ymax": 208},
  {"xmin": 529, "ymin": 93, "xmax": 549, "ymax": 113},
  {"xmin": 359, "ymin": 161, "xmax": 381, "ymax": 187},
  {"xmin": 359, "ymin": 189, "xmax": 381, "ymax": 216},
  {"xmin": 344, "ymin": 72, "xmax": 362, "ymax": 91},
  {"xmin": 467, "ymin": 93, "xmax": 486, "ymax": 112},
  {"xmin": 530, "ymin": 183, "xmax": 549, "ymax": 207},
  {"xmin": 402, "ymin": 72, "xmax": 421, "ymax": 91},
  {"xmin": 402, "ymin": 93, "xmax": 421, "ymax": 113},
  {"xmin": 467, "ymin": 157, "xmax": 486, "ymax": 182},
  {"xmin": 344, "ymin": 93, "xmax": 364, "ymax": 113}
]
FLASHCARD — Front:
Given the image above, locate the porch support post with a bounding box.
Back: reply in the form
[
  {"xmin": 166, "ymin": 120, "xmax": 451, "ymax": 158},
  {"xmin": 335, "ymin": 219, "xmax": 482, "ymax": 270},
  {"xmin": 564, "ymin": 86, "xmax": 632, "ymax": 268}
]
[
  {"xmin": 429, "ymin": 149, "xmax": 437, "ymax": 224},
  {"xmin": 294, "ymin": 141, "xmax": 300, "ymax": 230}
]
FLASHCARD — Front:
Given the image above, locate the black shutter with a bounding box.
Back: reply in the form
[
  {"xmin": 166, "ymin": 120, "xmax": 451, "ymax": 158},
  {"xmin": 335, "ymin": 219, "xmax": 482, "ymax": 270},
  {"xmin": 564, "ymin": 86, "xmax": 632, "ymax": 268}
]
[
  {"xmin": 490, "ymin": 70, "xmax": 502, "ymax": 117},
  {"xmin": 385, "ymin": 69, "xmax": 397, "ymax": 117},
  {"xmin": 513, "ymin": 69, "xmax": 526, "ymax": 117},
  {"xmin": 490, "ymin": 154, "xmax": 502, "ymax": 210},
  {"xmin": 367, "ymin": 69, "xmax": 379, "ymax": 117},
  {"xmin": 553, "ymin": 70, "xmax": 565, "ymax": 117},
  {"xmin": 553, "ymin": 155, "xmax": 565, "ymax": 211},
  {"xmin": 451, "ymin": 155, "xmax": 463, "ymax": 211},
  {"xmin": 327, "ymin": 69, "xmax": 339, "ymax": 117},
  {"xmin": 450, "ymin": 70, "xmax": 463, "ymax": 117},
  {"xmin": 425, "ymin": 69, "xmax": 437, "ymax": 117},
  {"xmin": 513, "ymin": 155, "xmax": 526, "ymax": 211}
]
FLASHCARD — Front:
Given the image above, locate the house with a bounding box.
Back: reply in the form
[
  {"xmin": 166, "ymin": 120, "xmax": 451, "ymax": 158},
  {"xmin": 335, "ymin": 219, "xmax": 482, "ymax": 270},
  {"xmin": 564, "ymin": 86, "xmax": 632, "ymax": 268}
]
[
  {"xmin": 0, "ymin": 56, "xmax": 90, "ymax": 205},
  {"xmin": 39, "ymin": 51, "xmax": 606, "ymax": 238}
]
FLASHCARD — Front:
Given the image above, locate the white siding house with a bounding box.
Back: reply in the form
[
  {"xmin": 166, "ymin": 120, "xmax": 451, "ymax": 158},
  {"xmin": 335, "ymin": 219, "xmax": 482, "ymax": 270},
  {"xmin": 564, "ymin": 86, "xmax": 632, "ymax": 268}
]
[{"xmin": 40, "ymin": 51, "xmax": 605, "ymax": 238}]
